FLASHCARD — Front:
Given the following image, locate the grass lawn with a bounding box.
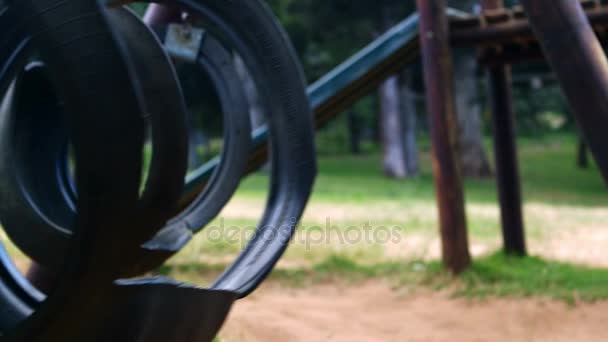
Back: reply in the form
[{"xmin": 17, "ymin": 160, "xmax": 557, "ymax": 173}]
[{"xmin": 161, "ymin": 251, "xmax": 608, "ymax": 304}]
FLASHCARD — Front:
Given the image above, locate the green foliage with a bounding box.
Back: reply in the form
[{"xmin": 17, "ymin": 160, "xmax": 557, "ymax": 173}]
[
  {"xmin": 265, "ymin": 0, "xmax": 415, "ymax": 81},
  {"xmin": 315, "ymin": 116, "xmax": 351, "ymax": 155},
  {"xmin": 511, "ymin": 84, "xmax": 572, "ymax": 136}
]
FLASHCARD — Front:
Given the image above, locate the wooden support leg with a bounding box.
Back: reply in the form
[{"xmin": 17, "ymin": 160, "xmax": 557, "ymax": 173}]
[
  {"xmin": 416, "ymin": 0, "xmax": 471, "ymax": 273},
  {"xmin": 482, "ymin": 0, "xmax": 526, "ymax": 256},
  {"xmin": 487, "ymin": 65, "xmax": 527, "ymax": 255},
  {"xmin": 521, "ymin": 0, "xmax": 608, "ymax": 183}
]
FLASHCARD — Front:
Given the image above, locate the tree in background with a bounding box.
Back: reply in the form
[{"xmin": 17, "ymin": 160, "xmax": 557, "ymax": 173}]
[
  {"xmin": 453, "ymin": 49, "xmax": 492, "ymax": 177},
  {"xmin": 267, "ymin": 0, "xmax": 494, "ymax": 178},
  {"xmin": 347, "ymin": 110, "xmax": 362, "ymax": 154},
  {"xmin": 449, "ymin": 0, "xmax": 493, "ymax": 177},
  {"xmin": 267, "ymin": 0, "xmax": 419, "ymax": 175},
  {"xmin": 400, "ymin": 67, "xmax": 420, "ymax": 176},
  {"xmin": 377, "ymin": 1, "xmax": 412, "ymax": 178},
  {"xmin": 379, "ymin": 74, "xmax": 408, "ymax": 177}
]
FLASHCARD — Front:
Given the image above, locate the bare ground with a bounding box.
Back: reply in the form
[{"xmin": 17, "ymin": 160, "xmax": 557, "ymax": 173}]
[
  {"xmin": 4, "ymin": 198, "xmax": 608, "ymax": 341},
  {"xmin": 220, "ymin": 281, "xmax": 608, "ymax": 342},
  {"xmin": 182, "ymin": 198, "xmax": 608, "ymax": 341},
  {"xmin": 192, "ymin": 199, "xmax": 608, "ymax": 268}
]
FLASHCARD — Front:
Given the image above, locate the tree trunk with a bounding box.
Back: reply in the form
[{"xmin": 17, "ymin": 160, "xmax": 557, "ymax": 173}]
[
  {"xmin": 400, "ymin": 69, "xmax": 419, "ymax": 176},
  {"xmin": 379, "ymin": 76, "xmax": 407, "ymax": 178},
  {"xmin": 578, "ymin": 137, "xmax": 589, "ymax": 169},
  {"xmin": 347, "ymin": 110, "xmax": 361, "ymax": 154},
  {"xmin": 453, "ymin": 50, "xmax": 493, "ymax": 178}
]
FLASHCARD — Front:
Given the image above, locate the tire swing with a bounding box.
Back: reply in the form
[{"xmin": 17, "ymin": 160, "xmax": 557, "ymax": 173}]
[{"xmin": 0, "ymin": 0, "xmax": 316, "ymax": 340}]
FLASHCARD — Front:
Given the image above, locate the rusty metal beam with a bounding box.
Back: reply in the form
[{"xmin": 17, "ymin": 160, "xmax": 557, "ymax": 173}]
[
  {"xmin": 417, "ymin": 0, "xmax": 471, "ymax": 273},
  {"xmin": 521, "ymin": 0, "xmax": 608, "ymax": 182}
]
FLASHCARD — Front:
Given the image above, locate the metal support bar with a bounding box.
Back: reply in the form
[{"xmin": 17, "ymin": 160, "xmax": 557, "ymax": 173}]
[
  {"xmin": 521, "ymin": 0, "xmax": 608, "ymax": 183},
  {"xmin": 417, "ymin": 0, "xmax": 471, "ymax": 273}
]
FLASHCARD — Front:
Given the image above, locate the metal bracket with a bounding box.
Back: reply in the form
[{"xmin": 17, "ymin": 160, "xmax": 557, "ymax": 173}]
[{"xmin": 164, "ymin": 23, "xmax": 205, "ymax": 63}]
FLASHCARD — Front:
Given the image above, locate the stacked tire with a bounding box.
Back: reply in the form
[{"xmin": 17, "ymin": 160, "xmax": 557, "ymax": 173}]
[{"xmin": 0, "ymin": 1, "xmax": 316, "ymax": 340}]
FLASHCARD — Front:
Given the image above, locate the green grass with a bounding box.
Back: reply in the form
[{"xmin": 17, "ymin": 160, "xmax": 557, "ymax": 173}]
[
  {"xmin": 454, "ymin": 252, "xmax": 608, "ymax": 303},
  {"xmin": 160, "ymin": 251, "xmax": 608, "ymax": 304},
  {"xmin": 237, "ymin": 133, "xmax": 606, "ymax": 206},
  {"xmin": 162, "ymin": 133, "xmax": 607, "ymax": 266}
]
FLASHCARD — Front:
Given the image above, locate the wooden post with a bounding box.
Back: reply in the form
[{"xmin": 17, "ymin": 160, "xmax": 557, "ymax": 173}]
[
  {"xmin": 521, "ymin": 0, "xmax": 608, "ymax": 183},
  {"xmin": 482, "ymin": 0, "xmax": 526, "ymax": 255},
  {"xmin": 416, "ymin": 0, "xmax": 471, "ymax": 273}
]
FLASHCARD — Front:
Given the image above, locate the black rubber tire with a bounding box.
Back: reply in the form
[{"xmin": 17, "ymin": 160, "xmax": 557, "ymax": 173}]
[
  {"xmin": 0, "ymin": 30, "xmax": 252, "ymax": 268},
  {"xmin": 97, "ymin": 0, "xmax": 317, "ymax": 295},
  {"xmin": 144, "ymin": 33, "xmax": 252, "ymax": 251},
  {"xmin": 0, "ymin": 7, "xmax": 190, "ymax": 268},
  {"xmin": 1, "ymin": 0, "xmax": 317, "ymax": 297},
  {"xmin": 159, "ymin": 0, "xmax": 317, "ymax": 296},
  {"xmin": 0, "ymin": 10, "xmax": 251, "ymax": 270},
  {"xmin": 0, "ymin": 0, "xmax": 189, "ymax": 338},
  {"xmin": 0, "ymin": 0, "xmax": 315, "ymax": 338}
]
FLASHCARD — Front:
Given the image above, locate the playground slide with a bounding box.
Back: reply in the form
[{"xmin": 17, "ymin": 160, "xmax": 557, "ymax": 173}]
[{"xmin": 183, "ymin": 8, "xmax": 468, "ymax": 195}]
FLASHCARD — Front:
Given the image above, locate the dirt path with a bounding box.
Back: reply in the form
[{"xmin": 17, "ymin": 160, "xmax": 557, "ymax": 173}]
[{"xmin": 220, "ymin": 281, "xmax": 608, "ymax": 342}]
